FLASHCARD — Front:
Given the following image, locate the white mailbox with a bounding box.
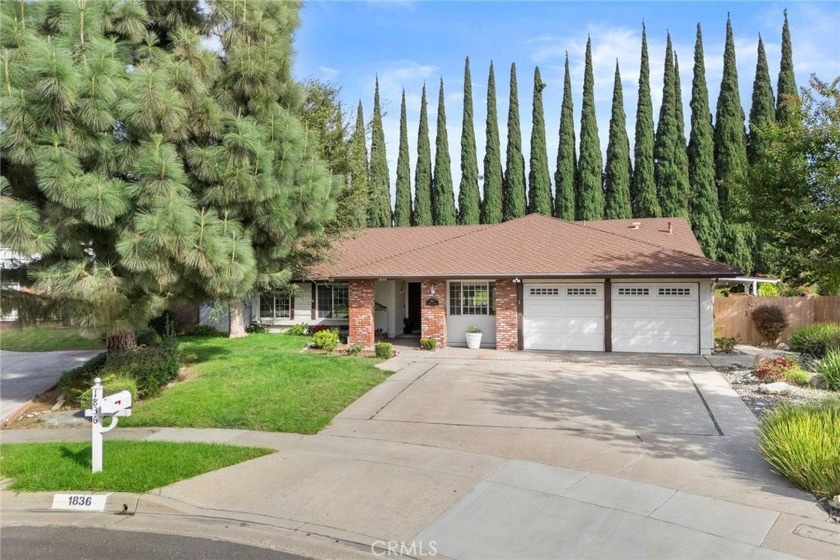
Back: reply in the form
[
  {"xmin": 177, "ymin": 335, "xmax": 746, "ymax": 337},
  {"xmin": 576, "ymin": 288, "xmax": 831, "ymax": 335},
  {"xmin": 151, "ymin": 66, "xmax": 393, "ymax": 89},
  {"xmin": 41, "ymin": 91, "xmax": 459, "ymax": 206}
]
[{"xmin": 84, "ymin": 378, "xmax": 132, "ymax": 473}]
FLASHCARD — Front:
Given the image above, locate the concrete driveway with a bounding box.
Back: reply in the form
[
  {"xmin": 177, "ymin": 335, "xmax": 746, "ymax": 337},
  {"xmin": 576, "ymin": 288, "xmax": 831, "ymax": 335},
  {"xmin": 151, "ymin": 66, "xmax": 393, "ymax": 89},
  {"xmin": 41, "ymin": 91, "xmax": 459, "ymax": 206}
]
[
  {"xmin": 0, "ymin": 349, "xmax": 100, "ymax": 422},
  {"xmin": 147, "ymin": 349, "xmax": 838, "ymax": 559}
]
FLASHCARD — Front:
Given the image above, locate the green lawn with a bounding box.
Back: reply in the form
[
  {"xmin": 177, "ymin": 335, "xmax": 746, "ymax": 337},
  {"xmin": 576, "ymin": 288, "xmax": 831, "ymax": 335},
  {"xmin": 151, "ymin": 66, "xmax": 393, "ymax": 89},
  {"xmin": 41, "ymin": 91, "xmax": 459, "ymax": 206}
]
[
  {"xmin": 122, "ymin": 334, "xmax": 389, "ymax": 434},
  {"xmin": 0, "ymin": 326, "xmax": 103, "ymax": 352},
  {"xmin": 0, "ymin": 441, "xmax": 271, "ymax": 493}
]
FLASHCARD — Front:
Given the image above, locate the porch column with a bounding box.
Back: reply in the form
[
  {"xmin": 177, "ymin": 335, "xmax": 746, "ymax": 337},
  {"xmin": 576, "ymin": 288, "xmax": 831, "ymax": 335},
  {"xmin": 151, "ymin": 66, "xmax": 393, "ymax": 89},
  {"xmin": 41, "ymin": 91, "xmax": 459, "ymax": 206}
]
[
  {"xmin": 495, "ymin": 279, "xmax": 519, "ymax": 351},
  {"xmin": 421, "ymin": 279, "xmax": 447, "ymax": 348},
  {"xmin": 348, "ymin": 279, "xmax": 375, "ymax": 346}
]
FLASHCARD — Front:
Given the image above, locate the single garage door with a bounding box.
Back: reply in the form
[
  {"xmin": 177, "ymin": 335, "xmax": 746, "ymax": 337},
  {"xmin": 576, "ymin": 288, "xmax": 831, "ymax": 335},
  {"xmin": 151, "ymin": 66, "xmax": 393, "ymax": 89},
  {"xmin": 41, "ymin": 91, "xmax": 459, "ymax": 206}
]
[
  {"xmin": 523, "ymin": 284, "xmax": 604, "ymax": 351},
  {"xmin": 611, "ymin": 283, "xmax": 699, "ymax": 354}
]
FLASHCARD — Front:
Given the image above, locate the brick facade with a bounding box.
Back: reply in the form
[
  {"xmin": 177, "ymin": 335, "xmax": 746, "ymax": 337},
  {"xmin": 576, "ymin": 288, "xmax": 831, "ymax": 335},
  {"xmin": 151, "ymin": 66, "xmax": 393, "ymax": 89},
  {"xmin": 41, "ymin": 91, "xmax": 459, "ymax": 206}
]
[
  {"xmin": 348, "ymin": 279, "xmax": 375, "ymax": 346},
  {"xmin": 495, "ymin": 279, "xmax": 519, "ymax": 351},
  {"xmin": 421, "ymin": 279, "xmax": 447, "ymax": 348}
]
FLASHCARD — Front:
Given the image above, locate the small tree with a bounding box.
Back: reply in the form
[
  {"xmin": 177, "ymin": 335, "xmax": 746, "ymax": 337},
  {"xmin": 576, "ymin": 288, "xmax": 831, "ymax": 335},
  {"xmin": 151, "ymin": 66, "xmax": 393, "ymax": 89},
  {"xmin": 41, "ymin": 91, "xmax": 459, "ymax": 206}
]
[{"xmin": 752, "ymin": 305, "xmax": 789, "ymax": 345}]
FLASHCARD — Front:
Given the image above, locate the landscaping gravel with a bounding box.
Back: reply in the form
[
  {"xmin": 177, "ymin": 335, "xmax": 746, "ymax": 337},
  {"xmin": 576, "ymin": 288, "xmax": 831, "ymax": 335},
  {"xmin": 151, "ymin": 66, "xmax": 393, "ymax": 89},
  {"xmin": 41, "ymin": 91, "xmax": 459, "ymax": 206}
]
[{"xmin": 720, "ymin": 367, "xmax": 833, "ymax": 419}]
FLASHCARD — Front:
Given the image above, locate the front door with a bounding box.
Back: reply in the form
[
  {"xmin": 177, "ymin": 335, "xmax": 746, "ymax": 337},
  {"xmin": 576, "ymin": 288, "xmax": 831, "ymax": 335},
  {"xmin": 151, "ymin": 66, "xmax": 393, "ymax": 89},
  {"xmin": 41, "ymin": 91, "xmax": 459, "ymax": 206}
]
[{"xmin": 407, "ymin": 282, "xmax": 422, "ymax": 333}]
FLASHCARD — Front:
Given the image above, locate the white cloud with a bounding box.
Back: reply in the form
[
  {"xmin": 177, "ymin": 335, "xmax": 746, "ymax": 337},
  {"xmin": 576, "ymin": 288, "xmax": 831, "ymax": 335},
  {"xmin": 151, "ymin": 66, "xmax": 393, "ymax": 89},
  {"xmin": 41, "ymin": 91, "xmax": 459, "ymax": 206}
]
[{"xmin": 318, "ymin": 65, "xmax": 341, "ymax": 80}]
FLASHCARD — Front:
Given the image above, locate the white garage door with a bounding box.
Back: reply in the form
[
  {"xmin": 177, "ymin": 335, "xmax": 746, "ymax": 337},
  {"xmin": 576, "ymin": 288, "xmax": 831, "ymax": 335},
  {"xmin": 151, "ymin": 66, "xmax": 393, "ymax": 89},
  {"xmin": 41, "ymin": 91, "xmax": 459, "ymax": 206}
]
[
  {"xmin": 523, "ymin": 284, "xmax": 604, "ymax": 351},
  {"xmin": 611, "ymin": 283, "xmax": 699, "ymax": 354}
]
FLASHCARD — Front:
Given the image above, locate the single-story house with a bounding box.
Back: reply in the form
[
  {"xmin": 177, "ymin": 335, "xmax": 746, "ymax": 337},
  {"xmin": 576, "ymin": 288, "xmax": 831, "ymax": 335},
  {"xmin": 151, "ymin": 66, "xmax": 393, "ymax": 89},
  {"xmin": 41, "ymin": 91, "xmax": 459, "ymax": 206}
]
[{"xmin": 205, "ymin": 214, "xmax": 739, "ymax": 355}]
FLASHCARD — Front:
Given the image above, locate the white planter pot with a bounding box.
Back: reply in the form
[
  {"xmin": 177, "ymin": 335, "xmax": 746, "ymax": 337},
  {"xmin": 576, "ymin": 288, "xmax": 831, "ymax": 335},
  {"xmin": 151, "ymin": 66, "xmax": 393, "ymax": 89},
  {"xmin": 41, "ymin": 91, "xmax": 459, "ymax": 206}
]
[{"xmin": 465, "ymin": 332, "xmax": 483, "ymax": 349}]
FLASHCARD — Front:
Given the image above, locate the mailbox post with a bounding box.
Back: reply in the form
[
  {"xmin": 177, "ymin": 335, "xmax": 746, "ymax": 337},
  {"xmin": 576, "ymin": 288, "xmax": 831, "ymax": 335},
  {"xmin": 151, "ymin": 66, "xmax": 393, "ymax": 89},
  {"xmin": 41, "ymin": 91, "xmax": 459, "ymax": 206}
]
[{"xmin": 84, "ymin": 377, "xmax": 132, "ymax": 473}]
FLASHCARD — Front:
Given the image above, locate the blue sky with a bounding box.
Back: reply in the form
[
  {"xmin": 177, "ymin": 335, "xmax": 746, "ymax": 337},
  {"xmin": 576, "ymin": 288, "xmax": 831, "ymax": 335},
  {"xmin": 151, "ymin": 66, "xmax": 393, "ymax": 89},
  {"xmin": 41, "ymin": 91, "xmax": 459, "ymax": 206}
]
[{"xmin": 293, "ymin": 1, "xmax": 840, "ymax": 195}]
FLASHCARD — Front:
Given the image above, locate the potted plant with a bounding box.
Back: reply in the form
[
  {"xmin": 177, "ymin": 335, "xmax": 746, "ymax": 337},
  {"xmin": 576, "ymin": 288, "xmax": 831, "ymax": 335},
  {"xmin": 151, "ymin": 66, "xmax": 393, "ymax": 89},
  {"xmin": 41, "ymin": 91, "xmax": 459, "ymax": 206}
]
[{"xmin": 465, "ymin": 326, "xmax": 483, "ymax": 349}]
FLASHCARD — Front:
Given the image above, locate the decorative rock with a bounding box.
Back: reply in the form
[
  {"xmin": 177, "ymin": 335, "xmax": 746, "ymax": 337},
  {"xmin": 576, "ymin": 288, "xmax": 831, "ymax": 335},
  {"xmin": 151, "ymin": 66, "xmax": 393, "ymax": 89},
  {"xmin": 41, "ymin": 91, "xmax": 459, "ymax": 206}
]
[
  {"xmin": 51, "ymin": 395, "xmax": 65, "ymax": 411},
  {"xmin": 829, "ymin": 495, "xmax": 840, "ymax": 510},
  {"xmin": 753, "ymin": 354, "xmax": 778, "ymax": 369},
  {"xmin": 776, "ymin": 342, "xmax": 790, "ymax": 351},
  {"xmin": 756, "ymin": 382, "xmax": 793, "ymax": 395},
  {"xmin": 808, "ymin": 374, "xmax": 825, "ymax": 389}
]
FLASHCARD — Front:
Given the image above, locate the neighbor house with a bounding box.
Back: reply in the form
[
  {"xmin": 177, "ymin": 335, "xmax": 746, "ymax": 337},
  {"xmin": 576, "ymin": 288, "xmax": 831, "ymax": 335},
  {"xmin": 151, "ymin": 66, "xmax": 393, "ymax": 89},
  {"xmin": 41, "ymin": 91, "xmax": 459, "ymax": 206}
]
[{"xmin": 201, "ymin": 214, "xmax": 739, "ymax": 355}]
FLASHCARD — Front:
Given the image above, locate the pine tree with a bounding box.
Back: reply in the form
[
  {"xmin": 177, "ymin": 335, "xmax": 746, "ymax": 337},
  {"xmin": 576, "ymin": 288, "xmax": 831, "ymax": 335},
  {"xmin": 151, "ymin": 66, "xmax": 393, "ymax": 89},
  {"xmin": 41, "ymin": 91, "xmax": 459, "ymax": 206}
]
[
  {"xmin": 482, "ymin": 62, "xmax": 504, "ymax": 224},
  {"xmin": 503, "ymin": 63, "xmax": 527, "ymax": 221},
  {"xmin": 576, "ymin": 37, "xmax": 604, "ymax": 220},
  {"xmin": 527, "ymin": 67, "xmax": 553, "ymax": 215},
  {"xmin": 633, "ymin": 24, "xmax": 661, "ymax": 218},
  {"xmin": 432, "ymin": 79, "xmax": 456, "ymax": 225},
  {"xmin": 748, "ymin": 36, "xmax": 776, "ymax": 164},
  {"xmin": 604, "ymin": 61, "xmax": 633, "ymax": 219},
  {"xmin": 458, "ymin": 57, "xmax": 481, "ymax": 224},
  {"xmin": 687, "ymin": 23, "xmax": 722, "ymax": 259},
  {"xmin": 394, "ymin": 90, "xmax": 412, "ymax": 226},
  {"xmin": 655, "ymin": 35, "xmax": 690, "ymax": 218},
  {"xmin": 413, "ymin": 85, "xmax": 433, "ymax": 226},
  {"xmin": 368, "ymin": 77, "xmax": 392, "ymax": 227},
  {"xmin": 347, "ymin": 102, "xmax": 371, "ymax": 229},
  {"xmin": 554, "ymin": 53, "xmax": 577, "ymax": 221},
  {"xmin": 0, "ymin": 0, "xmax": 336, "ymax": 345},
  {"xmin": 776, "ymin": 9, "xmax": 798, "ymax": 124},
  {"xmin": 714, "ymin": 16, "xmax": 753, "ymax": 273}
]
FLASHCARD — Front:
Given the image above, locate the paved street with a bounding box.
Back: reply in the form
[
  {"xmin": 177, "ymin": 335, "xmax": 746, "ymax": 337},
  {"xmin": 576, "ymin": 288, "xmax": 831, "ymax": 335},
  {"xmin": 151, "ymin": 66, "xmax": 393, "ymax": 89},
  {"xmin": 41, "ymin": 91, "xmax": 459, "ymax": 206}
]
[
  {"xmin": 1, "ymin": 526, "xmax": 305, "ymax": 560},
  {"xmin": 0, "ymin": 349, "xmax": 100, "ymax": 422}
]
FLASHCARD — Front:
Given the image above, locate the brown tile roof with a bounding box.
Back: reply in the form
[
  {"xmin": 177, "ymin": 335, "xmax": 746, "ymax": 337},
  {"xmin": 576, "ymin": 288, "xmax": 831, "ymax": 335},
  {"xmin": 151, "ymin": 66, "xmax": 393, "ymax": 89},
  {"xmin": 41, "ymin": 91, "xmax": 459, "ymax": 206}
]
[{"xmin": 308, "ymin": 214, "xmax": 739, "ymax": 280}]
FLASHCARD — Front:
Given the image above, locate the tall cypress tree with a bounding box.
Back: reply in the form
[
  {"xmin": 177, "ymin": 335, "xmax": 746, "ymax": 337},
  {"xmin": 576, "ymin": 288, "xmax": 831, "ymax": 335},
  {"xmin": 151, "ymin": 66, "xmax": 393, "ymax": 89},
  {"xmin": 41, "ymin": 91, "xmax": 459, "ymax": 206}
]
[
  {"xmin": 633, "ymin": 24, "xmax": 660, "ymax": 217},
  {"xmin": 714, "ymin": 16, "xmax": 753, "ymax": 273},
  {"xmin": 458, "ymin": 57, "xmax": 481, "ymax": 224},
  {"xmin": 674, "ymin": 52, "xmax": 690, "ymax": 196},
  {"xmin": 748, "ymin": 36, "xmax": 776, "ymax": 164},
  {"xmin": 347, "ymin": 102, "xmax": 371, "ymax": 229},
  {"xmin": 576, "ymin": 37, "xmax": 604, "ymax": 220},
  {"xmin": 655, "ymin": 35, "xmax": 689, "ymax": 218},
  {"xmin": 482, "ymin": 62, "xmax": 504, "ymax": 224},
  {"xmin": 412, "ymin": 85, "xmax": 433, "ymax": 226},
  {"xmin": 394, "ymin": 90, "xmax": 412, "ymax": 226},
  {"xmin": 554, "ymin": 53, "xmax": 577, "ymax": 220},
  {"xmin": 432, "ymin": 79, "xmax": 456, "ymax": 225},
  {"xmin": 776, "ymin": 9, "xmax": 798, "ymax": 124},
  {"xmin": 528, "ymin": 67, "xmax": 552, "ymax": 215},
  {"xmin": 503, "ymin": 63, "xmax": 527, "ymax": 221},
  {"xmin": 687, "ymin": 23, "xmax": 721, "ymax": 259},
  {"xmin": 604, "ymin": 61, "xmax": 633, "ymax": 219},
  {"xmin": 368, "ymin": 77, "xmax": 392, "ymax": 227}
]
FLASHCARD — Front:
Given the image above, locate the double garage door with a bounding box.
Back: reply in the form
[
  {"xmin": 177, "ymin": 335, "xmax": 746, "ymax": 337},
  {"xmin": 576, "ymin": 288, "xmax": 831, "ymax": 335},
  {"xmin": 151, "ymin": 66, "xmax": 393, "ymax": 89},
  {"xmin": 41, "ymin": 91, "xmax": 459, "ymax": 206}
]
[{"xmin": 523, "ymin": 283, "xmax": 699, "ymax": 354}]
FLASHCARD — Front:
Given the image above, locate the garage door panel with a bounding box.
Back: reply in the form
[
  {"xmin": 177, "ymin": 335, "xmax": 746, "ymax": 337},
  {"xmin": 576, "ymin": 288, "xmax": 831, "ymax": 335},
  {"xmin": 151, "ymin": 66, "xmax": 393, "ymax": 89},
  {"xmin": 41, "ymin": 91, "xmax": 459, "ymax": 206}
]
[
  {"xmin": 611, "ymin": 283, "xmax": 699, "ymax": 354},
  {"xmin": 523, "ymin": 284, "xmax": 604, "ymax": 351}
]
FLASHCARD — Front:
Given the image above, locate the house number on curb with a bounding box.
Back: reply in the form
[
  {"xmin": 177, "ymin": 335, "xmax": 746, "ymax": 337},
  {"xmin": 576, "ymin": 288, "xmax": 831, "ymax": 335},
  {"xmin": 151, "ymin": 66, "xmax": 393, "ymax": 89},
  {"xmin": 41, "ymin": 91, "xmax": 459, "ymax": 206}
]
[
  {"xmin": 83, "ymin": 377, "xmax": 132, "ymax": 473},
  {"xmin": 51, "ymin": 493, "xmax": 108, "ymax": 512}
]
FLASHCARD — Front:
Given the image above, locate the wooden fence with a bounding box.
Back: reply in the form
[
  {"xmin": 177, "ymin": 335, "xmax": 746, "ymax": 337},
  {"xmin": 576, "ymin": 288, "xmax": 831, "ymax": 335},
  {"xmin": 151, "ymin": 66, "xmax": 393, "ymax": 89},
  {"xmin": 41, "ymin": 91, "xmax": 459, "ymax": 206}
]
[{"xmin": 714, "ymin": 295, "xmax": 840, "ymax": 345}]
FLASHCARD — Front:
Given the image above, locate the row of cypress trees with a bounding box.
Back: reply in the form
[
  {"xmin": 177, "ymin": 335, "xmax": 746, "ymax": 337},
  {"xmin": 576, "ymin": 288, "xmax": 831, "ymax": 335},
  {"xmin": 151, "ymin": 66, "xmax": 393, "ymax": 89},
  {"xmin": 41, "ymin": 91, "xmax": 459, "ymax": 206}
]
[{"xmin": 350, "ymin": 13, "xmax": 798, "ymax": 274}]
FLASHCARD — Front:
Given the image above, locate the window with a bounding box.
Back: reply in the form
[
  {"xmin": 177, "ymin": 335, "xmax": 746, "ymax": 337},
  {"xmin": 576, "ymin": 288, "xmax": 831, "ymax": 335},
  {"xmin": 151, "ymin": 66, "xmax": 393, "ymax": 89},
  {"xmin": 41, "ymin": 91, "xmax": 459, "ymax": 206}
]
[
  {"xmin": 618, "ymin": 287, "xmax": 650, "ymax": 296},
  {"xmin": 449, "ymin": 282, "xmax": 495, "ymax": 315},
  {"xmin": 259, "ymin": 294, "xmax": 291, "ymax": 319},
  {"xmin": 317, "ymin": 283, "xmax": 349, "ymax": 319},
  {"xmin": 658, "ymin": 287, "xmax": 691, "ymax": 296},
  {"xmin": 567, "ymin": 287, "xmax": 597, "ymax": 296},
  {"xmin": 529, "ymin": 287, "xmax": 560, "ymax": 296}
]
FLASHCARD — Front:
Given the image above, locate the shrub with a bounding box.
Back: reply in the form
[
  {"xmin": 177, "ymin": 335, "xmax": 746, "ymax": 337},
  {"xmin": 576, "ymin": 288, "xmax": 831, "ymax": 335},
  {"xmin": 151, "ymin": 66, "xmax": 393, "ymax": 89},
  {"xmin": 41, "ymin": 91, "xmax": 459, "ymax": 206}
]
[
  {"xmin": 466, "ymin": 326, "xmax": 482, "ymax": 334},
  {"xmin": 135, "ymin": 326, "xmax": 162, "ymax": 347},
  {"xmin": 79, "ymin": 374, "xmax": 138, "ymax": 411},
  {"xmin": 420, "ymin": 337, "xmax": 437, "ymax": 351},
  {"xmin": 714, "ymin": 335, "xmax": 740, "ymax": 354},
  {"xmin": 751, "ymin": 305, "xmax": 788, "ymax": 344},
  {"xmin": 758, "ymin": 283, "xmax": 780, "ymax": 297},
  {"xmin": 312, "ymin": 329, "xmax": 340, "ymax": 352},
  {"xmin": 758, "ymin": 399, "xmax": 840, "ymax": 499},
  {"xmin": 818, "ymin": 349, "xmax": 840, "ymax": 391},
  {"xmin": 190, "ymin": 325, "xmax": 224, "ymax": 337},
  {"xmin": 754, "ymin": 356, "xmax": 795, "ymax": 383},
  {"xmin": 785, "ymin": 366, "xmax": 811, "ymax": 387},
  {"xmin": 59, "ymin": 353, "xmax": 107, "ymax": 404},
  {"xmin": 245, "ymin": 323, "xmax": 268, "ymax": 334},
  {"xmin": 345, "ymin": 343, "xmax": 364, "ymax": 355},
  {"xmin": 285, "ymin": 323, "xmax": 309, "ymax": 336},
  {"xmin": 374, "ymin": 342, "xmax": 393, "ymax": 359},
  {"xmin": 789, "ymin": 323, "xmax": 840, "ymax": 358}
]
